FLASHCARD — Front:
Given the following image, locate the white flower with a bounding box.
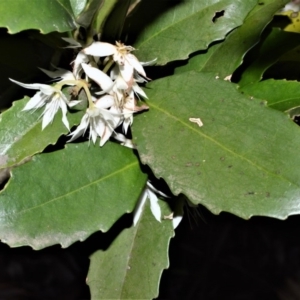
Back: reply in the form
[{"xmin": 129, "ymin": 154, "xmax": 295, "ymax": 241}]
[
  {"xmin": 111, "ymin": 132, "xmax": 135, "ymax": 149},
  {"xmin": 133, "ymin": 181, "xmax": 170, "ymax": 225},
  {"xmin": 110, "ymin": 64, "xmax": 148, "ymax": 99},
  {"xmin": 82, "ymin": 63, "xmax": 114, "ymax": 93},
  {"xmin": 83, "ymin": 41, "xmax": 146, "ymax": 84},
  {"xmin": 39, "ymin": 67, "xmax": 76, "ymax": 82},
  {"xmin": 82, "ymin": 63, "xmax": 131, "ymax": 107},
  {"xmin": 73, "ymin": 51, "xmax": 89, "ymax": 79},
  {"xmin": 121, "ymin": 92, "xmax": 148, "ymax": 133},
  {"xmin": 9, "ymin": 79, "xmax": 79, "ymax": 130},
  {"xmin": 68, "ymin": 100, "xmax": 122, "ymax": 146}
]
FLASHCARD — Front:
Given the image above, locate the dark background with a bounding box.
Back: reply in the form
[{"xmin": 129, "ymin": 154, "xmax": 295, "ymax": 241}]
[{"xmin": 1, "ymin": 206, "xmax": 300, "ymax": 300}]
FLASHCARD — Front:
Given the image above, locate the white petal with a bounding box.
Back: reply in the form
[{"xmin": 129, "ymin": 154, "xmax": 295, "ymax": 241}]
[
  {"xmin": 132, "ymin": 81, "xmax": 148, "ymax": 99},
  {"xmin": 23, "ymin": 92, "xmax": 47, "ymax": 111},
  {"xmin": 119, "ymin": 62, "xmax": 134, "ymax": 83},
  {"xmin": 122, "ymin": 116, "xmax": 132, "ymax": 134},
  {"xmin": 82, "ymin": 63, "xmax": 114, "ymax": 91},
  {"xmin": 73, "ymin": 51, "xmax": 89, "ymax": 79},
  {"xmin": 90, "ymin": 123, "xmax": 98, "ymax": 144},
  {"xmin": 94, "ymin": 117, "xmax": 105, "ymax": 137},
  {"xmin": 133, "ymin": 187, "xmax": 147, "ymax": 226},
  {"xmin": 59, "ymin": 101, "xmax": 70, "ymax": 130},
  {"xmin": 42, "ymin": 101, "xmax": 59, "ymax": 130},
  {"xmin": 110, "ymin": 65, "xmax": 119, "ymax": 80},
  {"xmin": 147, "ymin": 189, "xmax": 161, "ymax": 222},
  {"xmin": 147, "ymin": 181, "xmax": 169, "ymax": 198},
  {"xmin": 134, "ymin": 72, "xmax": 148, "ymax": 83},
  {"xmin": 95, "ymin": 95, "xmax": 115, "ymax": 109},
  {"xmin": 126, "ymin": 54, "xmax": 146, "ymax": 77},
  {"xmin": 68, "ymin": 100, "xmax": 81, "ymax": 107},
  {"xmin": 112, "ymin": 133, "xmax": 135, "ymax": 149},
  {"xmin": 83, "ymin": 42, "xmax": 116, "ymax": 57},
  {"xmin": 39, "ymin": 67, "xmax": 75, "ymax": 81},
  {"xmin": 140, "ymin": 58, "xmax": 157, "ymax": 66},
  {"xmin": 172, "ymin": 213, "xmax": 183, "ymax": 229},
  {"xmin": 99, "ymin": 125, "xmax": 114, "ymax": 147},
  {"xmin": 115, "ymin": 76, "xmax": 128, "ymax": 90},
  {"xmin": 61, "ymin": 37, "xmax": 82, "ymax": 48},
  {"xmin": 172, "ymin": 198, "xmax": 185, "ymax": 229},
  {"xmin": 10, "ymin": 78, "xmax": 55, "ymax": 95},
  {"xmin": 68, "ymin": 114, "xmax": 89, "ymax": 142}
]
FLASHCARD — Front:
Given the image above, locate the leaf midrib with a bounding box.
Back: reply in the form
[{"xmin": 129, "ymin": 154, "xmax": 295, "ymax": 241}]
[{"xmin": 0, "ymin": 161, "xmax": 138, "ymax": 218}]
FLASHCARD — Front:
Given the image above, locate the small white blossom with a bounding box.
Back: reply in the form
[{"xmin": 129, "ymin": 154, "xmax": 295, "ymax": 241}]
[
  {"xmin": 121, "ymin": 92, "xmax": 148, "ymax": 133},
  {"xmin": 83, "ymin": 41, "xmax": 147, "ymax": 84},
  {"xmin": 82, "ymin": 63, "xmax": 114, "ymax": 93},
  {"xmin": 39, "ymin": 67, "xmax": 76, "ymax": 82},
  {"xmin": 73, "ymin": 52, "xmax": 89, "ymax": 79},
  {"xmin": 68, "ymin": 101, "xmax": 122, "ymax": 146},
  {"xmin": 133, "ymin": 181, "xmax": 170, "ymax": 225},
  {"xmin": 112, "ymin": 132, "xmax": 135, "ymax": 148},
  {"xmin": 9, "ymin": 79, "xmax": 79, "ymax": 130}
]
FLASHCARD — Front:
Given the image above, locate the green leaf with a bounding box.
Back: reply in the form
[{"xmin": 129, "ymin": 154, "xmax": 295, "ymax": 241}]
[
  {"xmin": 238, "ymin": 28, "xmax": 300, "ymax": 86},
  {"xmin": 133, "ymin": 72, "xmax": 300, "ymax": 219},
  {"xmin": 0, "ymin": 98, "xmax": 84, "ymax": 169},
  {"xmin": 130, "ymin": 0, "xmax": 257, "ymax": 65},
  {"xmin": 0, "ymin": 0, "xmax": 76, "ymax": 34},
  {"xmin": 99, "ymin": 0, "xmax": 131, "ymax": 42},
  {"xmin": 0, "ymin": 142, "xmax": 147, "ymax": 249},
  {"xmin": 76, "ymin": 0, "xmax": 105, "ymax": 29},
  {"xmin": 240, "ymin": 79, "xmax": 300, "ymax": 112},
  {"xmin": 88, "ymin": 200, "xmax": 174, "ymax": 300},
  {"xmin": 175, "ymin": 0, "xmax": 290, "ymax": 78},
  {"xmin": 70, "ymin": 0, "xmax": 88, "ymax": 17}
]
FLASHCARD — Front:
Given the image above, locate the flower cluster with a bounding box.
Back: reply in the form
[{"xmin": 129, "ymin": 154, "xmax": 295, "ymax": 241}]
[{"xmin": 10, "ymin": 40, "xmax": 153, "ymax": 146}]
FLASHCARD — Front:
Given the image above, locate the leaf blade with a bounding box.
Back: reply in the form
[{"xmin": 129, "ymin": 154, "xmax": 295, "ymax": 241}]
[
  {"xmin": 130, "ymin": 0, "xmax": 257, "ymax": 65},
  {"xmin": 175, "ymin": 0, "xmax": 290, "ymax": 78},
  {"xmin": 133, "ymin": 72, "xmax": 300, "ymax": 219},
  {"xmin": 0, "ymin": 0, "xmax": 76, "ymax": 34},
  {"xmin": 88, "ymin": 200, "xmax": 174, "ymax": 300},
  {"xmin": 0, "ymin": 142, "xmax": 147, "ymax": 249},
  {"xmin": 0, "ymin": 98, "xmax": 84, "ymax": 169}
]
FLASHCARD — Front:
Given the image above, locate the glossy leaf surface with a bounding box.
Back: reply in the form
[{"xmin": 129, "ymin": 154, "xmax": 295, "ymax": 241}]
[
  {"xmin": 131, "ymin": 0, "xmax": 257, "ymax": 65},
  {"xmin": 88, "ymin": 200, "xmax": 174, "ymax": 300},
  {"xmin": 238, "ymin": 28, "xmax": 300, "ymax": 86},
  {"xmin": 175, "ymin": 0, "xmax": 290, "ymax": 78},
  {"xmin": 133, "ymin": 72, "xmax": 300, "ymax": 219},
  {"xmin": 0, "ymin": 142, "xmax": 147, "ymax": 249},
  {"xmin": 0, "ymin": 98, "xmax": 84, "ymax": 169},
  {"xmin": 240, "ymin": 79, "xmax": 300, "ymax": 112},
  {"xmin": 0, "ymin": 0, "xmax": 77, "ymax": 34}
]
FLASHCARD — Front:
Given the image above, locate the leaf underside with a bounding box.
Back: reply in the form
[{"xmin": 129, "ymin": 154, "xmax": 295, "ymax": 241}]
[{"xmin": 240, "ymin": 79, "xmax": 300, "ymax": 112}]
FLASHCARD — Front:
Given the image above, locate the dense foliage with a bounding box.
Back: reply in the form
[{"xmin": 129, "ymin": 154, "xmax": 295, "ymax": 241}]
[{"xmin": 0, "ymin": 0, "xmax": 300, "ymax": 298}]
